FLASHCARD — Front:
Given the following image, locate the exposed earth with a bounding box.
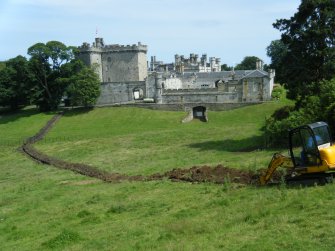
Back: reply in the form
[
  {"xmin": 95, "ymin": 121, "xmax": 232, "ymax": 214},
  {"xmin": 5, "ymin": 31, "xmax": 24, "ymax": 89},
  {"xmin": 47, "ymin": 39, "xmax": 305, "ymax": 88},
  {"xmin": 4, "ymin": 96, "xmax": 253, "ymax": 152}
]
[{"xmin": 149, "ymin": 165, "xmax": 259, "ymax": 185}]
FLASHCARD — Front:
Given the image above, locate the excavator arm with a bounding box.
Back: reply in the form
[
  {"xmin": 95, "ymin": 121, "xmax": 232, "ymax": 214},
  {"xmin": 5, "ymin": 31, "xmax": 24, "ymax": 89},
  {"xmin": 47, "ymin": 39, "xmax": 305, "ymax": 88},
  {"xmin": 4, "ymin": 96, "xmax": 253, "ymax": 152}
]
[{"xmin": 259, "ymin": 153, "xmax": 293, "ymax": 185}]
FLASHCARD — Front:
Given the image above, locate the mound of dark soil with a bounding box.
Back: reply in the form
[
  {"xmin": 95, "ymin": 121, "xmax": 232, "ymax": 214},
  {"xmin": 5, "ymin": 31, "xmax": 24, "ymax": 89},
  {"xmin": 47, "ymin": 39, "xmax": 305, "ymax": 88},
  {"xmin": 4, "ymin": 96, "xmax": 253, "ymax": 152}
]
[{"xmin": 149, "ymin": 165, "xmax": 257, "ymax": 185}]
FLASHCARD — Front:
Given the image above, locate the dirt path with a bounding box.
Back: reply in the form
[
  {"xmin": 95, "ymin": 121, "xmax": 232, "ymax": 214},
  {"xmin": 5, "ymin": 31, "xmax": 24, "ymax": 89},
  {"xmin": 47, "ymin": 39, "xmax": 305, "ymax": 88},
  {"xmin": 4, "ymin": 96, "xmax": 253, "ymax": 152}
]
[{"xmin": 20, "ymin": 112, "xmax": 265, "ymax": 185}]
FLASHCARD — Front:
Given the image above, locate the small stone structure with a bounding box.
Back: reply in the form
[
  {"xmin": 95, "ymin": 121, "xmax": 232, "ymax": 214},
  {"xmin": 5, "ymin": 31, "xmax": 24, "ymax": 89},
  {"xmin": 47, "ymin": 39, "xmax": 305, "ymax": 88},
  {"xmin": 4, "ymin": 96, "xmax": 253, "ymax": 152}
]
[
  {"xmin": 77, "ymin": 38, "xmax": 275, "ymax": 112},
  {"xmin": 182, "ymin": 106, "xmax": 208, "ymax": 123}
]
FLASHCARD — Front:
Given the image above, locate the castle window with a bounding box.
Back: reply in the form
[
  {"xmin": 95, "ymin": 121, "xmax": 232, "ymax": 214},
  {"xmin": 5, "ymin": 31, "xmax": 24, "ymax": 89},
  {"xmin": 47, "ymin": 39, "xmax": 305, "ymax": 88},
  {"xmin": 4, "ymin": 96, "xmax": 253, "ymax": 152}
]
[{"xmin": 107, "ymin": 57, "xmax": 112, "ymax": 62}]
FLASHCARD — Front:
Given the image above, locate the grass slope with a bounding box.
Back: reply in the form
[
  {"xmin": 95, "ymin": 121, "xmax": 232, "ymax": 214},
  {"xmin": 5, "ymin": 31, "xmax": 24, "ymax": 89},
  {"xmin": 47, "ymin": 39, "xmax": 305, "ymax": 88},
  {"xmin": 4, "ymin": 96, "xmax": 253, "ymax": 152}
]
[
  {"xmin": 1, "ymin": 101, "xmax": 335, "ymax": 250},
  {"xmin": 35, "ymin": 101, "xmax": 291, "ymax": 175}
]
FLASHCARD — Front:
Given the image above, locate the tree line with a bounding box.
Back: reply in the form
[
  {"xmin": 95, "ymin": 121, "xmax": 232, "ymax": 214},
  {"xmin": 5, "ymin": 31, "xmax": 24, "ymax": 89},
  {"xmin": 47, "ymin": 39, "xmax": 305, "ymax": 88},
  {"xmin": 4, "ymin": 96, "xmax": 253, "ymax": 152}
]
[
  {"xmin": 265, "ymin": 0, "xmax": 335, "ymax": 146},
  {"xmin": 0, "ymin": 41, "xmax": 100, "ymax": 111},
  {"xmin": 221, "ymin": 56, "xmax": 268, "ymax": 71}
]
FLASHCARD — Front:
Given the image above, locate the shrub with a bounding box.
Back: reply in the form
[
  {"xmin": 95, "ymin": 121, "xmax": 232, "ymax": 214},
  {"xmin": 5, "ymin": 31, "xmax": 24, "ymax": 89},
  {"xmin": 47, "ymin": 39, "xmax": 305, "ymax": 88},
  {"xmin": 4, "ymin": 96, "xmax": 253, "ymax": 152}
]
[
  {"xmin": 271, "ymin": 105, "xmax": 295, "ymax": 120},
  {"xmin": 271, "ymin": 85, "xmax": 285, "ymax": 100},
  {"xmin": 265, "ymin": 109, "xmax": 314, "ymax": 147}
]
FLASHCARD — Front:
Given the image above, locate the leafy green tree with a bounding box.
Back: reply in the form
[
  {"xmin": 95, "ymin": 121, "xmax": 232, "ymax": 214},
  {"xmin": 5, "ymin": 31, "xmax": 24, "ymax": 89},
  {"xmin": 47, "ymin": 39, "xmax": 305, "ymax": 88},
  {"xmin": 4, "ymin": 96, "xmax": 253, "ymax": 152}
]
[
  {"xmin": 65, "ymin": 66, "xmax": 101, "ymax": 107},
  {"xmin": 266, "ymin": 77, "xmax": 335, "ymax": 147},
  {"xmin": 318, "ymin": 78, "xmax": 335, "ymax": 132},
  {"xmin": 235, "ymin": 56, "xmax": 261, "ymax": 70},
  {"xmin": 273, "ymin": 0, "xmax": 335, "ymax": 99},
  {"xmin": 0, "ymin": 61, "xmax": 5, "ymax": 71},
  {"xmin": 265, "ymin": 1, "xmax": 335, "ymax": 146},
  {"xmin": 265, "ymin": 96, "xmax": 322, "ymax": 147},
  {"xmin": 266, "ymin": 40, "xmax": 288, "ymax": 84},
  {"xmin": 0, "ymin": 56, "xmax": 33, "ymax": 110},
  {"xmin": 221, "ymin": 64, "xmax": 233, "ymax": 71},
  {"xmin": 28, "ymin": 41, "xmax": 75, "ymax": 111}
]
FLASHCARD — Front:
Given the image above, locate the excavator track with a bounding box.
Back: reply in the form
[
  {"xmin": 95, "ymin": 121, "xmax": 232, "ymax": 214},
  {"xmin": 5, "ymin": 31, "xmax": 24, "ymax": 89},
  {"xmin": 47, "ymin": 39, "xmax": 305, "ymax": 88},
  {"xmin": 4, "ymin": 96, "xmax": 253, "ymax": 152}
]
[{"xmin": 285, "ymin": 172, "xmax": 335, "ymax": 186}]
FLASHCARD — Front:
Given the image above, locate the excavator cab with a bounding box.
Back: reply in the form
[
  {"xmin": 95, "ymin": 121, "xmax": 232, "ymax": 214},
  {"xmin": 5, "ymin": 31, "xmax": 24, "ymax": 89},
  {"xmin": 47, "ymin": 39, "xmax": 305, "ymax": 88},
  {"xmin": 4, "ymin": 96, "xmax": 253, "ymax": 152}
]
[
  {"xmin": 289, "ymin": 122, "xmax": 332, "ymax": 168},
  {"xmin": 260, "ymin": 121, "xmax": 335, "ymax": 185}
]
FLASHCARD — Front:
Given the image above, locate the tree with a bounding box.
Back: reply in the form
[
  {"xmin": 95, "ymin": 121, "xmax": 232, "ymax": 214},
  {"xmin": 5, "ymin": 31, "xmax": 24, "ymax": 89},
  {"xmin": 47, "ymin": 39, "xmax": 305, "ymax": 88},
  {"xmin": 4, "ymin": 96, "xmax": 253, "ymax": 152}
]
[
  {"xmin": 273, "ymin": 0, "xmax": 335, "ymax": 99},
  {"xmin": 28, "ymin": 41, "xmax": 75, "ymax": 111},
  {"xmin": 235, "ymin": 56, "xmax": 261, "ymax": 70},
  {"xmin": 0, "ymin": 56, "xmax": 33, "ymax": 110},
  {"xmin": 221, "ymin": 64, "xmax": 233, "ymax": 71},
  {"xmin": 65, "ymin": 66, "xmax": 101, "ymax": 107},
  {"xmin": 265, "ymin": 77, "xmax": 335, "ymax": 147},
  {"xmin": 266, "ymin": 40, "xmax": 288, "ymax": 84},
  {"xmin": 0, "ymin": 61, "xmax": 5, "ymax": 71}
]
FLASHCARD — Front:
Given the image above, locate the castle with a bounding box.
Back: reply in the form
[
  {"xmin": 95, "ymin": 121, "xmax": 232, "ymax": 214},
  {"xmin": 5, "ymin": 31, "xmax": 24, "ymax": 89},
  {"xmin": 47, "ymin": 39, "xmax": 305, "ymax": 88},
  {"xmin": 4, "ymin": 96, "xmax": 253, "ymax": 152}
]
[{"xmin": 77, "ymin": 38, "xmax": 275, "ymax": 112}]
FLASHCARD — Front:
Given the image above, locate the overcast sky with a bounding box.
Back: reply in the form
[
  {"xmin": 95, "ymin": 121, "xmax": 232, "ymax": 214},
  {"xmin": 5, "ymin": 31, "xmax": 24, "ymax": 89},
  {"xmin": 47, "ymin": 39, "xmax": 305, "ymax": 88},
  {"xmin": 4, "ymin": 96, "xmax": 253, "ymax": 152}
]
[{"xmin": 0, "ymin": 0, "xmax": 301, "ymax": 65}]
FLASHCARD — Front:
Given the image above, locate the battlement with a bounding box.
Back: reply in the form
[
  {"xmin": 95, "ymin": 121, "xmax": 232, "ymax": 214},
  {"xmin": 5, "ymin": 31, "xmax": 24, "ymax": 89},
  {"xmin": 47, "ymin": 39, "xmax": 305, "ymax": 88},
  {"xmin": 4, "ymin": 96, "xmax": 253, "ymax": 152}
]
[
  {"xmin": 103, "ymin": 43, "xmax": 147, "ymax": 53},
  {"xmin": 78, "ymin": 38, "xmax": 147, "ymax": 53}
]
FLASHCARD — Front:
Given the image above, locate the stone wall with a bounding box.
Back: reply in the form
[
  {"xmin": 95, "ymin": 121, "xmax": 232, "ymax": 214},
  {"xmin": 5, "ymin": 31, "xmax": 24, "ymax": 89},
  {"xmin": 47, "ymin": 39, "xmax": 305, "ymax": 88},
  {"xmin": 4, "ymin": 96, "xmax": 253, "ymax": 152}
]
[
  {"xmin": 242, "ymin": 77, "xmax": 270, "ymax": 102},
  {"xmin": 162, "ymin": 89, "xmax": 239, "ymax": 104},
  {"xmin": 145, "ymin": 73, "xmax": 157, "ymax": 99},
  {"xmin": 77, "ymin": 50, "xmax": 103, "ymax": 80},
  {"xmin": 97, "ymin": 81, "xmax": 146, "ymax": 105},
  {"xmin": 101, "ymin": 51, "xmax": 147, "ymax": 82}
]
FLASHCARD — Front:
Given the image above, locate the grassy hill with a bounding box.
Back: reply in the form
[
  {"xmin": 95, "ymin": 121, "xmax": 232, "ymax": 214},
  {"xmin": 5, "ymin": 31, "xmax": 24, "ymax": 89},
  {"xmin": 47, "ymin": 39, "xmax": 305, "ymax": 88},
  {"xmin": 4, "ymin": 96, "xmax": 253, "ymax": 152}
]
[
  {"xmin": 1, "ymin": 100, "xmax": 335, "ymax": 250},
  {"xmin": 34, "ymin": 102, "xmax": 289, "ymax": 175}
]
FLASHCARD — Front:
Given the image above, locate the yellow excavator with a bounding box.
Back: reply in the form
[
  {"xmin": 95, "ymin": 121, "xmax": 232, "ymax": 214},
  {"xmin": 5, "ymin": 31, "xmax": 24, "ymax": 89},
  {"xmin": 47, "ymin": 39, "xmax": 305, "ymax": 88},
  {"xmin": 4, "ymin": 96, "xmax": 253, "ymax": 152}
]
[{"xmin": 260, "ymin": 121, "xmax": 335, "ymax": 185}]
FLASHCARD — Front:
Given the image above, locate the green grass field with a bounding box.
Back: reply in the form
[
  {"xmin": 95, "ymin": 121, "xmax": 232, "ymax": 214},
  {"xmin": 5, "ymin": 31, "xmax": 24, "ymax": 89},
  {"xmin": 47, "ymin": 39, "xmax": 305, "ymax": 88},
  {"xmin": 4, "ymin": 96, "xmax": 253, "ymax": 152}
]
[
  {"xmin": 34, "ymin": 102, "xmax": 288, "ymax": 175},
  {"xmin": 1, "ymin": 99, "xmax": 335, "ymax": 250}
]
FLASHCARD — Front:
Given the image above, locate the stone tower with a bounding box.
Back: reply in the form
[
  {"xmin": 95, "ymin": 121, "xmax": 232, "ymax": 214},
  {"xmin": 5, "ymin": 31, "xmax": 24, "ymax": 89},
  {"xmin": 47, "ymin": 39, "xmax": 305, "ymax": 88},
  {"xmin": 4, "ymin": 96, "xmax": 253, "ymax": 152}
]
[
  {"xmin": 76, "ymin": 38, "xmax": 104, "ymax": 80},
  {"xmin": 77, "ymin": 38, "xmax": 148, "ymax": 82}
]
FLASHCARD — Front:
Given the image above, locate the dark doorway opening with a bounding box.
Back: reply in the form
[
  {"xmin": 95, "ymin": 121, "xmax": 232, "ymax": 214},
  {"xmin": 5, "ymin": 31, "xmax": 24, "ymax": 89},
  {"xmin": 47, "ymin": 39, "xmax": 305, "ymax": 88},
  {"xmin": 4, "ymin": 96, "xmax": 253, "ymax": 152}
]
[{"xmin": 193, "ymin": 106, "xmax": 207, "ymax": 122}]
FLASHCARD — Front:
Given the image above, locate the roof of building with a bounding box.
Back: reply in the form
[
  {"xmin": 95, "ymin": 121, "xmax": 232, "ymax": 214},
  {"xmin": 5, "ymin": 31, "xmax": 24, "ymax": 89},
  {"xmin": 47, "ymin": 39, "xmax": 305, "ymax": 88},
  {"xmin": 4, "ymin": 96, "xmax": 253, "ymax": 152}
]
[
  {"xmin": 242, "ymin": 69, "xmax": 269, "ymax": 79},
  {"xmin": 178, "ymin": 69, "xmax": 269, "ymax": 80}
]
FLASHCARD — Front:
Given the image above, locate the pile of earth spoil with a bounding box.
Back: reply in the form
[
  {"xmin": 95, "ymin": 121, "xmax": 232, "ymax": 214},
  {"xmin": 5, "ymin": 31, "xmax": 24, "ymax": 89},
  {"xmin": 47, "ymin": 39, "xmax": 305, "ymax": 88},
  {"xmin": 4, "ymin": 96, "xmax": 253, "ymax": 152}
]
[{"xmin": 150, "ymin": 165, "xmax": 258, "ymax": 185}]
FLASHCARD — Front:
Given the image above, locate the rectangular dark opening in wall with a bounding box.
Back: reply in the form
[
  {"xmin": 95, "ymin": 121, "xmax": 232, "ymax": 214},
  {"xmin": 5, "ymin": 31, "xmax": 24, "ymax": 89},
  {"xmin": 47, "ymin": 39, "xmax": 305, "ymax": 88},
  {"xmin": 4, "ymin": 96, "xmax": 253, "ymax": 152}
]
[{"xmin": 193, "ymin": 106, "xmax": 207, "ymax": 122}]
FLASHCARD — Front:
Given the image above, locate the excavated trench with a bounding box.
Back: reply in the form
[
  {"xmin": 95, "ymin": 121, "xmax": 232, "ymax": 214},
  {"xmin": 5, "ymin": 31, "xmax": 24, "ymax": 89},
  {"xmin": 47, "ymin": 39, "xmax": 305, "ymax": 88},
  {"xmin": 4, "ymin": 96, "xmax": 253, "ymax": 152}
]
[{"xmin": 20, "ymin": 112, "xmax": 279, "ymax": 185}]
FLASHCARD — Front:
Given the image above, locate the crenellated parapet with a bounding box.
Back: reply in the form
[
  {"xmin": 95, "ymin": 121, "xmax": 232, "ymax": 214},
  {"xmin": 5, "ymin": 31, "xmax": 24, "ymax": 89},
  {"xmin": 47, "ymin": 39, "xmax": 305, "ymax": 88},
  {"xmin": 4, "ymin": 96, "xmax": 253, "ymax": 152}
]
[
  {"xmin": 103, "ymin": 43, "xmax": 147, "ymax": 53},
  {"xmin": 78, "ymin": 38, "xmax": 147, "ymax": 53}
]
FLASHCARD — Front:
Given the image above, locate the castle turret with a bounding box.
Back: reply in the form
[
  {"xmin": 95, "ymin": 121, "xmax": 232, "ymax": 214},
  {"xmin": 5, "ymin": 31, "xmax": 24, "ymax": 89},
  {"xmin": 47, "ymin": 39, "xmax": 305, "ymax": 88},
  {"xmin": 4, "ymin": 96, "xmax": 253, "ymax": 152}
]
[
  {"xmin": 210, "ymin": 57, "xmax": 216, "ymax": 71},
  {"xmin": 194, "ymin": 54, "xmax": 199, "ymax": 63},
  {"xmin": 256, "ymin": 59, "xmax": 264, "ymax": 70},
  {"xmin": 201, "ymin": 54, "xmax": 207, "ymax": 66},
  {"xmin": 77, "ymin": 39, "xmax": 103, "ymax": 80},
  {"xmin": 95, "ymin": 38, "xmax": 104, "ymax": 48},
  {"xmin": 150, "ymin": 56, "xmax": 157, "ymax": 71},
  {"xmin": 155, "ymin": 73, "xmax": 163, "ymax": 103},
  {"xmin": 190, "ymin": 53, "xmax": 195, "ymax": 64},
  {"xmin": 175, "ymin": 54, "xmax": 180, "ymax": 64}
]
